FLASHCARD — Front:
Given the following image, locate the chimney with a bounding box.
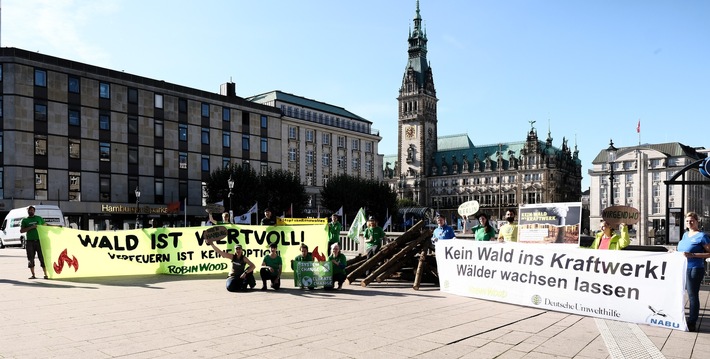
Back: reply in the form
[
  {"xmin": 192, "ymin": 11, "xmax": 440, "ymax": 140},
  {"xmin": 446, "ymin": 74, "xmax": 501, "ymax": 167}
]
[{"xmin": 220, "ymin": 81, "xmax": 236, "ymax": 97}]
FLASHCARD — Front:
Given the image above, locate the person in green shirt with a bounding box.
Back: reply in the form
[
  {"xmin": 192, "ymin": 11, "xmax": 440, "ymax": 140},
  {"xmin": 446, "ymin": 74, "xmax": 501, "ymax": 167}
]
[
  {"xmin": 20, "ymin": 206, "xmax": 49, "ymax": 279},
  {"xmin": 326, "ymin": 213, "xmax": 342, "ymax": 255},
  {"xmin": 471, "ymin": 212, "xmax": 496, "ymax": 241},
  {"xmin": 327, "ymin": 243, "xmax": 347, "ymax": 290},
  {"xmin": 260, "ymin": 242, "xmax": 282, "ymax": 290},
  {"xmin": 364, "ymin": 216, "xmax": 385, "ymax": 259},
  {"xmin": 292, "ymin": 243, "xmax": 314, "ymax": 289}
]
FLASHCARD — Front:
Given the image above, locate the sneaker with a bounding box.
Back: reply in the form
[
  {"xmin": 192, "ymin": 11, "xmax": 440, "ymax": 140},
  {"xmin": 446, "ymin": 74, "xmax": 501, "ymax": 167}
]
[
  {"xmin": 260, "ymin": 286, "xmax": 267, "ymax": 291},
  {"xmin": 28, "ymin": 276, "xmax": 36, "ymax": 279},
  {"xmin": 43, "ymin": 275, "xmax": 48, "ymax": 279},
  {"xmin": 688, "ymin": 323, "xmax": 696, "ymax": 332},
  {"xmin": 337, "ymin": 283, "xmax": 342, "ymax": 290}
]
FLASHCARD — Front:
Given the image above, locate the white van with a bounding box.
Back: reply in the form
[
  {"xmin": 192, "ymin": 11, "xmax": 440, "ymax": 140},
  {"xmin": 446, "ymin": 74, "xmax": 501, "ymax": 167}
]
[{"xmin": 0, "ymin": 205, "xmax": 66, "ymax": 248}]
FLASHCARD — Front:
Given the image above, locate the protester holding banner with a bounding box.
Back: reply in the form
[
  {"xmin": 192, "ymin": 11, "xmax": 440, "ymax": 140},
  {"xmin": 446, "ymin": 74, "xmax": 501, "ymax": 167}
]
[
  {"xmin": 292, "ymin": 244, "xmax": 315, "ymax": 289},
  {"xmin": 471, "ymin": 212, "xmax": 496, "ymax": 241},
  {"xmin": 432, "ymin": 215, "xmax": 455, "ymax": 244},
  {"xmin": 261, "ymin": 208, "xmax": 276, "ymax": 225},
  {"xmin": 498, "ymin": 210, "xmax": 518, "ymax": 242},
  {"xmin": 206, "ymin": 242, "xmax": 256, "ymax": 292},
  {"xmin": 260, "ymin": 242, "xmax": 282, "ymax": 290},
  {"xmin": 589, "ymin": 221, "xmax": 630, "ymax": 250},
  {"xmin": 678, "ymin": 212, "xmax": 710, "ymax": 332},
  {"xmin": 326, "ymin": 243, "xmax": 347, "ymax": 290},
  {"xmin": 20, "ymin": 205, "xmax": 50, "ymax": 280},
  {"xmin": 326, "ymin": 214, "xmax": 342, "ymax": 255}
]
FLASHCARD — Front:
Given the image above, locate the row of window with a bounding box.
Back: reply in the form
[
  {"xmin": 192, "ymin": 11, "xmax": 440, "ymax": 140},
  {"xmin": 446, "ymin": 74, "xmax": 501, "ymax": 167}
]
[
  {"xmin": 431, "ymin": 191, "xmax": 547, "ymax": 208},
  {"xmin": 283, "ymin": 105, "xmax": 371, "ymax": 135},
  {"xmin": 34, "ymin": 168, "xmax": 192, "ymax": 204},
  {"xmin": 433, "ymin": 173, "xmax": 545, "ymax": 187},
  {"xmin": 288, "ymin": 127, "xmax": 373, "ymax": 152},
  {"xmin": 287, "ymin": 148, "xmax": 373, "ymax": 172},
  {"xmin": 32, "ymin": 68, "xmax": 271, "ymax": 131}
]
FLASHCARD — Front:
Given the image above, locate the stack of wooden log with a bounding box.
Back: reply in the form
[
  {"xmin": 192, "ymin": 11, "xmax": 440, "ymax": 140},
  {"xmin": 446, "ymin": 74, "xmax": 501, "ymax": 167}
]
[{"xmin": 345, "ymin": 221, "xmax": 439, "ymax": 290}]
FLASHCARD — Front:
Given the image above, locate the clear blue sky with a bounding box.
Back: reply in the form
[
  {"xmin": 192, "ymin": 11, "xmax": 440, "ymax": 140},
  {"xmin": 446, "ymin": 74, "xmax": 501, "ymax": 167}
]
[{"xmin": 4, "ymin": 0, "xmax": 709, "ymax": 190}]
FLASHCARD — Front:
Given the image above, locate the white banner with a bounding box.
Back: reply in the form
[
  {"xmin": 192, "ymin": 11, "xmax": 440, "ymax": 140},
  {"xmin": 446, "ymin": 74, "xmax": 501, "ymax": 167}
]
[{"xmin": 436, "ymin": 240, "xmax": 688, "ymax": 331}]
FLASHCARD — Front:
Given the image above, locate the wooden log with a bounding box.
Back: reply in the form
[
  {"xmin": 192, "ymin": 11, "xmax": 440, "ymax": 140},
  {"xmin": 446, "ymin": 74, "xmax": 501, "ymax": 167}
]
[
  {"xmin": 347, "ymin": 221, "xmax": 426, "ymax": 283},
  {"xmin": 345, "ymin": 254, "xmax": 367, "ymax": 272},
  {"xmin": 374, "ymin": 235, "xmax": 430, "ymax": 283},
  {"xmin": 361, "ymin": 233, "xmax": 429, "ymax": 287},
  {"xmin": 412, "ymin": 247, "xmax": 428, "ymax": 290}
]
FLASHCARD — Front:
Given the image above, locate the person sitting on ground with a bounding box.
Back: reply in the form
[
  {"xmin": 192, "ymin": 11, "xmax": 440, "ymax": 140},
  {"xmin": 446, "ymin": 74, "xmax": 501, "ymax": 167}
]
[
  {"xmin": 292, "ymin": 243, "xmax": 315, "ymax": 289},
  {"xmin": 206, "ymin": 242, "xmax": 256, "ymax": 292},
  {"xmin": 326, "ymin": 243, "xmax": 347, "ymax": 290},
  {"xmin": 589, "ymin": 221, "xmax": 630, "ymax": 250},
  {"xmin": 260, "ymin": 242, "xmax": 282, "ymax": 290}
]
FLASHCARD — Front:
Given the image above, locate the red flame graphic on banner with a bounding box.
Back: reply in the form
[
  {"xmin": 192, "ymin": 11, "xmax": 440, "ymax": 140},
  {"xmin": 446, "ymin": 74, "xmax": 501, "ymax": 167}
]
[
  {"xmin": 53, "ymin": 249, "xmax": 79, "ymax": 274},
  {"xmin": 312, "ymin": 246, "xmax": 326, "ymax": 262}
]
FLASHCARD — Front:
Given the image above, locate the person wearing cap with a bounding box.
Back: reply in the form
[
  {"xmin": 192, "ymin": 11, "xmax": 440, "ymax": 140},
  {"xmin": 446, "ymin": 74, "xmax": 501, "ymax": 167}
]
[
  {"xmin": 206, "ymin": 240, "xmax": 256, "ymax": 291},
  {"xmin": 292, "ymin": 243, "xmax": 315, "ymax": 289},
  {"xmin": 364, "ymin": 216, "xmax": 385, "ymax": 260},
  {"xmin": 471, "ymin": 212, "xmax": 495, "ymax": 241},
  {"xmin": 432, "ymin": 215, "xmax": 455, "ymax": 245},
  {"xmin": 261, "ymin": 208, "xmax": 276, "ymax": 226},
  {"xmin": 260, "ymin": 242, "xmax": 282, "ymax": 290},
  {"xmin": 20, "ymin": 206, "xmax": 50, "ymax": 279},
  {"xmin": 326, "ymin": 213, "xmax": 342, "ymax": 255}
]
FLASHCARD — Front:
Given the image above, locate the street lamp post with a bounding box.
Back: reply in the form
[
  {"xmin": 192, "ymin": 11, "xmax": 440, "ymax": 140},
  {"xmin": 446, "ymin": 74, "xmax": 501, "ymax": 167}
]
[
  {"xmin": 606, "ymin": 139, "xmax": 618, "ymax": 206},
  {"xmin": 135, "ymin": 187, "xmax": 141, "ymax": 229},
  {"xmin": 228, "ymin": 175, "xmax": 235, "ymax": 221}
]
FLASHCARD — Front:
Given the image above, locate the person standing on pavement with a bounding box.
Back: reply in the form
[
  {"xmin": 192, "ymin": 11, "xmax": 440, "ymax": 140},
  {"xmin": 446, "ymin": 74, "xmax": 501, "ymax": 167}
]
[
  {"xmin": 471, "ymin": 212, "xmax": 496, "ymax": 241},
  {"xmin": 326, "ymin": 213, "xmax": 342, "ymax": 255},
  {"xmin": 261, "ymin": 208, "xmax": 276, "ymax": 226},
  {"xmin": 589, "ymin": 220, "xmax": 630, "ymax": 250},
  {"xmin": 497, "ymin": 210, "xmax": 519, "ymax": 242},
  {"xmin": 207, "ymin": 242, "xmax": 256, "ymax": 292},
  {"xmin": 432, "ymin": 215, "xmax": 455, "ymax": 245},
  {"xmin": 677, "ymin": 212, "xmax": 710, "ymax": 332},
  {"xmin": 260, "ymin": 242, "xmax": 282, "ymax": 290},
  {"xmin": 20, "ymin": 206, "xmax": 50, "ymax": 279}
]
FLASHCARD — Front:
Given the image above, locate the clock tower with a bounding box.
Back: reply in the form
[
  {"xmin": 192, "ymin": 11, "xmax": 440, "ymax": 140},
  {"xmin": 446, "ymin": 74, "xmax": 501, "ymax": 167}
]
[{"xmin": 397, "ymin": 1, "xmax": 437, "ymax": 204}]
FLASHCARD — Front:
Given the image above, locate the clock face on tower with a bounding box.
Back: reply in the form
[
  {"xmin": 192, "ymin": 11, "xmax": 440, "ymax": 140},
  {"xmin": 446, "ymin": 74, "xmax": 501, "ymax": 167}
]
[{"xmin": 405, "ymin": 126, "xmax": 416, "ymax": 139}]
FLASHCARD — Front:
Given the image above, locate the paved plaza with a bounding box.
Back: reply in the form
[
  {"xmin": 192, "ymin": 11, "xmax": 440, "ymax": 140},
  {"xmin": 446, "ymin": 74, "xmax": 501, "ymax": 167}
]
[{"xmin": 1, "ymin": 248, "xmax": 708, "ymax": 358}]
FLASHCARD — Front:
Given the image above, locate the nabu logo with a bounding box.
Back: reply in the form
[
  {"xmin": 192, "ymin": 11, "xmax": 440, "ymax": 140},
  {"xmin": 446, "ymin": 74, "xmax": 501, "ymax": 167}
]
[
  {"xmin": 531, "ymin": 295, "xmax": 542, "ymax": 305},
  {"xmin": 646, "ymin": 305, "xmax": 680, "ymax": 329}
]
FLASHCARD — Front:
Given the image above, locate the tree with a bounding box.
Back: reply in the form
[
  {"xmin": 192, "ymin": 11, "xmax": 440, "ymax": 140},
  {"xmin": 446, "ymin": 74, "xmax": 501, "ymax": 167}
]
[
  {"xmin": 203, "ymin": 165, "xmax": 308, "ymax": 217},
  {"xmin": 320, "ymin": 174, "xmax": 397, "ymax": 222}
]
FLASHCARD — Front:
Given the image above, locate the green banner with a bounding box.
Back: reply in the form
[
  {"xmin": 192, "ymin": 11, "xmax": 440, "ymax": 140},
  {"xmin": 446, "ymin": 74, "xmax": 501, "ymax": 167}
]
[
  {"xmin": 38, "ymin": 224, "xmax": 328, "ymax": 279},
  {"xmin": 293, "ymin": 261, "xmax": 333, "ymax": 288}
]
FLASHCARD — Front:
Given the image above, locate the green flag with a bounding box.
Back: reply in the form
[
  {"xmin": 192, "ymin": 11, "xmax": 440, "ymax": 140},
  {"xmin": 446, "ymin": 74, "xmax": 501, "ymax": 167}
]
[{"xmin": 347, "ymin": 207, "xmax": 366, "ymax": 242}]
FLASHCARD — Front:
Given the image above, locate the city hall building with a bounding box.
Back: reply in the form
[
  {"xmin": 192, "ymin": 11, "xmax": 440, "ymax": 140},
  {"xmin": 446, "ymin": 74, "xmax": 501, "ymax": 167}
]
[
  {"xmin": 384, "ymin": 3, "xmax": 583, "ymax": 225},
  {"xmin": 0, "ymin": 48, "xmax": 380, "ymax": 229}
]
